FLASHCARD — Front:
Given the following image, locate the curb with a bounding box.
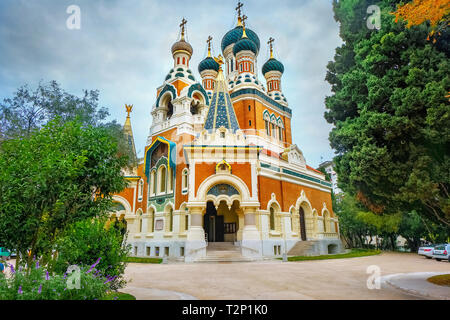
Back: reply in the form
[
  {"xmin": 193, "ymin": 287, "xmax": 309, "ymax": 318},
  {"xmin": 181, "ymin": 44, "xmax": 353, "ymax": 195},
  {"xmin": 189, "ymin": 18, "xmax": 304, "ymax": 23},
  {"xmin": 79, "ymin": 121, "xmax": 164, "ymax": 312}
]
[{"xmin": 382, "ymin": 273, "xmax": 450, "ymax": 300}]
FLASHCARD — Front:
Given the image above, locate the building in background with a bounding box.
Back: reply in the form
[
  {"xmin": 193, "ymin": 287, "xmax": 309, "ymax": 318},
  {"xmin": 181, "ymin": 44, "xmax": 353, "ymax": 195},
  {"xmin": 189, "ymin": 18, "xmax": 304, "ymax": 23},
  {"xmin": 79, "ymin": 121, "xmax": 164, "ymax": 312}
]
[{"xmin": 318, "ymin": 161, "xmax": 342, "ymax": 196}]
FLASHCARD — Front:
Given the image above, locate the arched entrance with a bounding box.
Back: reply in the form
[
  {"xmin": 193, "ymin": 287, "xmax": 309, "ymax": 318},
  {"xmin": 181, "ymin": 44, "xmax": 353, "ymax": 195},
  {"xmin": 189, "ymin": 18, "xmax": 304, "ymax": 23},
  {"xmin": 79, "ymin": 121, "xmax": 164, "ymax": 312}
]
[
  {"xmin": 299, "ymin": 207, "xmax": 307, "ymax": 241},
  {"xmin": 204, "ymin": 200, "xmax": 239, "ymax": 243}
]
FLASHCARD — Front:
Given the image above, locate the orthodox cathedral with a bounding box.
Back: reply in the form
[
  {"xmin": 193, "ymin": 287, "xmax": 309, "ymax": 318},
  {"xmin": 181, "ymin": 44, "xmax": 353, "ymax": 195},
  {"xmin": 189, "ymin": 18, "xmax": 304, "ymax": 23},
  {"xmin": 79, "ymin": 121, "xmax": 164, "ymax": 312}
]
[{"xmin": 111, "ymin": 3, "xmax": 342, "ymax": 262}]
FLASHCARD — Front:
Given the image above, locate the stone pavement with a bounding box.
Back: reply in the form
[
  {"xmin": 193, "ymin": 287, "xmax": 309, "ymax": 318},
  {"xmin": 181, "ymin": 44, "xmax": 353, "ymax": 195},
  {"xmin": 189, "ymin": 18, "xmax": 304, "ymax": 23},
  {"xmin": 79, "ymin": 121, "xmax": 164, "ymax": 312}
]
[
  {"xmin": 123, "ymin": 252, "xmax": 450, "ymax": 300},
  {"xmin": 382, "ymin": 272, "xmax": 450, "ymax": 300}
]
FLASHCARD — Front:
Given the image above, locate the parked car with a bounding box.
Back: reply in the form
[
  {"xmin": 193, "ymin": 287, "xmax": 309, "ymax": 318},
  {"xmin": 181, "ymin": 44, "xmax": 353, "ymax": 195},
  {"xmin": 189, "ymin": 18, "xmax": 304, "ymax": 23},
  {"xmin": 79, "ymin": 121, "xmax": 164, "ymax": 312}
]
[
  {"xmin": 0, "ymin": 247, "xmax": 11, "ymax": 261},
  {"xmin": 418, "ymin": 244, "xmax": 438, "ymax": 259},
  {"xmin": 432, "ymin": 244, "xmax": 450, "ymax": 262}
]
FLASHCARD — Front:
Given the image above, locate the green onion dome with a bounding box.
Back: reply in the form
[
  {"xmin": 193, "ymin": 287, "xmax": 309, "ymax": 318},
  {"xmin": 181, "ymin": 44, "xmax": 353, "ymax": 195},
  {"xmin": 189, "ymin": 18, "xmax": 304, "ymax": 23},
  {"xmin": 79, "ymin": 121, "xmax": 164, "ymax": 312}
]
[
  {"xmin": 198, "ymin": 56, "xmax": 220, "ymax": 73},
  {"xmin": 262, "ymin": 58, "xmax": 284, "ymax": 75},
  {"xmin": 233, "ymin": 37, "xmax": 258, "ymax": 56},
  {"xmin": 221, "ymin": 26, "xmax": 260, "ymax": 53}
]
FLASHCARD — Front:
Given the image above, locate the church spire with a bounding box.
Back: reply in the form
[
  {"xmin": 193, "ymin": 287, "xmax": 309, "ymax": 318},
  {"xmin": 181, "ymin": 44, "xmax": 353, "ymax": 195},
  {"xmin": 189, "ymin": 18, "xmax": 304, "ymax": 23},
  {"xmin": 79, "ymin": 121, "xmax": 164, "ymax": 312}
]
[
  {"xmin": 203, "ymin": 55, "xmax": 240, "ymax": 133},
  {"xmin": 123, "ymin": 104, "xmax": 137, "ymax": 160}
]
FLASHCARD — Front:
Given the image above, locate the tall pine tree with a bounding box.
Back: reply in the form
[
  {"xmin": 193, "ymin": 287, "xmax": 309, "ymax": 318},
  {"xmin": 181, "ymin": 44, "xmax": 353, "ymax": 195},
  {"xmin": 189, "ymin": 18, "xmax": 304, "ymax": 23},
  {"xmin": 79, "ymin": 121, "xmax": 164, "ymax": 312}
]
[{"xmin": 325, "ymin": 0, "xmax": 450, "ymax": 226}]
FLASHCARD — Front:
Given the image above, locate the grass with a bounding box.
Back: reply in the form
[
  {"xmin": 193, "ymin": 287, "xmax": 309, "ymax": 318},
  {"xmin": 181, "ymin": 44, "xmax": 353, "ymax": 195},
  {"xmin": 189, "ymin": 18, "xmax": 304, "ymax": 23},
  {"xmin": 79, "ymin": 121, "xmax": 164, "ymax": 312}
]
[
  {"xmin": 124, "ymin": 256, "xmax": 163, "ymax": 264},
  {"xmin": 282, "ymin": 248, "xmax": 381, "ymax": 262},
  {"xmin": 101, "ymin": 292, "xmax": 136, "ymax": 300},
  {"xmin": 427, "ymin": 274, "xmax": 450, "ymax": 287}
]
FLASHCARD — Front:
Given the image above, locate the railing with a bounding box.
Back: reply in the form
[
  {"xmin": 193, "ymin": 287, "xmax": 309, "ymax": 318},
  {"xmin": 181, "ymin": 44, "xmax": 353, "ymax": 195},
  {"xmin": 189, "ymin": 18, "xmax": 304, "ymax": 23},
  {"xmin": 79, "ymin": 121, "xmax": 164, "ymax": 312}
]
[{"xmin": 316, "ymin": 232, "xmax": 339, "ymax": 239}]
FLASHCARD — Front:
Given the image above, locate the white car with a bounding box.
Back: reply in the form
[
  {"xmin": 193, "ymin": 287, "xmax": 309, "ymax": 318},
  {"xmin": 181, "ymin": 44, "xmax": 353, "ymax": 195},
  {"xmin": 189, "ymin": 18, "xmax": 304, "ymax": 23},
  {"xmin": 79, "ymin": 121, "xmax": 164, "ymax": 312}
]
[
  {"xmin": 432, "ymin": 244, "xmax": 450, "ymax": 262},
  {"xmin": 418, "ymin": 245, "xmax": 436, "ymax": 259}
]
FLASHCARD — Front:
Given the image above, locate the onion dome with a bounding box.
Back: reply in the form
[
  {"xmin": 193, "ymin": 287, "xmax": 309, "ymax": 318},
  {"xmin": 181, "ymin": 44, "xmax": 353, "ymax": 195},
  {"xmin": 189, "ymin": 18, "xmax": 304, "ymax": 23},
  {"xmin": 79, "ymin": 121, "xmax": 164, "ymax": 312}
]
[
  {"xmin": 198, "ymin": 36, "xmax": 220, "ymax": 73},
  {"xmin": 221, "ymin": 26, "xmax": 260, "ymax": 53},
  {"xmin": 171, "ymin": 39, "xmax": 193, "ymax": 56},
  {"xmin": 198, "ymin": 56, "xmax": 219, "ymax": 73},
  {"xmin": 262, "ymin": 58, "xmax": 284, "ymax": 75},
  {"xmin": 233, "ymin": 27, "xmax": 258, "ymax": 56}
]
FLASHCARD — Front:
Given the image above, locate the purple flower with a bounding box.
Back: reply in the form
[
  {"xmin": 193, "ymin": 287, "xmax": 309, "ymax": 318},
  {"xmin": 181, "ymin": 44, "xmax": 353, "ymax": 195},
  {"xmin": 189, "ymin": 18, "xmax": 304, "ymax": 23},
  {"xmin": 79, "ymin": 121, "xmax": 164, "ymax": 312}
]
[
  {"xmin": 35, "ymin": 261, "xmax": 39, "ymax": 269},
  {"xmin": 18, "ymin": 286, "xmax": 22, "ymax": 294},
  {"xmin": 38, "ymin": 284, "xmax": 42, "ymax": 294},
  {"xmin": 46, "ymin": 271, "xmax": 49, "ymax": 280},
  {"xmin": 10, "ymin": 264, "xmax": 15, "ymax": 274},
  {"xmin": 63, "ymin": 272, "xmax": 67, "ymax": 279},
  {"xmin": 86, "ymin": 257, "xmax": 101, "ymax": 274},
  {"xmin": 113, "ymin": 296, "xmax": 118, "ymax": 300}
]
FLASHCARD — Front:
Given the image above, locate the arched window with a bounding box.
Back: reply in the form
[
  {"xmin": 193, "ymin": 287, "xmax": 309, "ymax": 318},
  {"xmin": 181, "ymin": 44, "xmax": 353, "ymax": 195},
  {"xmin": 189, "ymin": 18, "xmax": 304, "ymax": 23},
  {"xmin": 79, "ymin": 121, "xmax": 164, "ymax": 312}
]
[
  {"xmin": 323, "ymin": 211, "xmax": 330, "ymax": 232},
  {"xmin": 278, "ymin": 126, "xmax": 283, "ymax": 141},
  {"xmin": 290, "ymin": 209, "xmax": 294, "ymax": 231},
  {"xmin": 138, "ymin": 179, "xmax": 144, "ymax": 201},
  {"xmin": 185, "ymin": 214, "xmax": 189, "ymax": 231},
  {"xmin": 271, "ymin": 123, "xmax": 276, "ymax": 138},
  {"xmin": 158, "ymin": 166, "xmax": 167, "ymax": 194},
  {"xmin": 269, "ymin": 207, "xmax": 275, "ymax": 231},
  {"xmin": 151, "ymin": 209, "xmax": 155, "ymax": 233},
  {"xmin": 177, "ymin": 57, "xmax": 180, "ymax": 64},
  {"xmin": 182, "ymin": 168, "xmax": 189, "ymax": 192},
  {"xmin": 182, "ymin": 57, "xmax": 186, "ymax": 65},
  {"xmin": 169, "ymin": 208, "xmax": 173, "ymax": 232},
  {"xmin": 265, "ymin": 120, "xmax": 270, "ymax": 136},
  {"xmin": 167, "ymin": 167, "xmax": 173, "ymax": 193},
  {"xmin": 150, "ymin": 170, "xmax": 156, "ymax": 196}
]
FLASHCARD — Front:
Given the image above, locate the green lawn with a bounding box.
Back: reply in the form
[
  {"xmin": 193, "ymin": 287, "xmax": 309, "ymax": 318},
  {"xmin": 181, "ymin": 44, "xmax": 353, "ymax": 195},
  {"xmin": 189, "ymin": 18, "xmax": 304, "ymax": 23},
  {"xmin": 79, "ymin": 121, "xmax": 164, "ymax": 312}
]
[
  {"xmin": 282, "ymin": 249, "xmax": 381, "ymax": 262},
  {"xmin": 124, "ymin": 256, "xmax": 163, "ymax": 264},
  {"xmin": 101, "ymin": 292, "xmax": 136, "ymax": 300}
]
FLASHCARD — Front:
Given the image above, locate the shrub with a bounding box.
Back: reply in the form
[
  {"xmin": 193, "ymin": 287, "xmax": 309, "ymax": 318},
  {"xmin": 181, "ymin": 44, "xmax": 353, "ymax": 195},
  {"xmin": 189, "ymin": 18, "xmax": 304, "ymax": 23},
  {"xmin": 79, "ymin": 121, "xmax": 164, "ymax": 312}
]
[
  {"xmin": 0, "ymin": 262, "xmax": 111, "ymax": 300},
  {"xmin": 52, "ymin": 217, "xmax": 130, "ymax": 290}
]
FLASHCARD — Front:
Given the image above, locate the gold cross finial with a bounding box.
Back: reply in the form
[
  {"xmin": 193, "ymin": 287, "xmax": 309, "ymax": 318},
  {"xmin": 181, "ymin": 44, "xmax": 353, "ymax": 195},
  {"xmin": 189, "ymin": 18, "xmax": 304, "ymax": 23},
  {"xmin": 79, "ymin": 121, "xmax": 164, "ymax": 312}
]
[
  {"xmin": 125, "ymin": 104, "xmax": 133, "ymax": 117},
  {"xmin": 242, "ymin": 14, "xmax": 248, "ymax": 27},
  {"xmin": 236, "ymin": 1, "xmax": 243, "ymax": 19},
  {"xmin": 241, "ymin": 15, "xmax": 248, "ymax": 38},
  {"xmin": 207, "ymin": 36, "xmax": 213, "ymax": 57},
  {"xmin": 268, "ymin": 37, "xmax": 275, "ymax": 59},
  {"xmin": 180, "ymin": 18, "xmax": 187, "ymax": 40}
]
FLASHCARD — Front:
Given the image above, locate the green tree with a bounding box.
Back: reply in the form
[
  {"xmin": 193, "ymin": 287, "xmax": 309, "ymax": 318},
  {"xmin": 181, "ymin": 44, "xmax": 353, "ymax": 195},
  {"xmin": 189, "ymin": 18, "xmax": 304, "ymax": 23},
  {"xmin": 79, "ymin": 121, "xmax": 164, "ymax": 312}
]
[
  {"xmin": 0, "ymin": 80, "xmax": 137, "ymax": 166},
  {"xmin": 0, "ymin": 118, "xmax": 129, "ymax": 269},
  {"xmin": 325, "ymin": 0, "xmax": 450, "ymax": 226}
]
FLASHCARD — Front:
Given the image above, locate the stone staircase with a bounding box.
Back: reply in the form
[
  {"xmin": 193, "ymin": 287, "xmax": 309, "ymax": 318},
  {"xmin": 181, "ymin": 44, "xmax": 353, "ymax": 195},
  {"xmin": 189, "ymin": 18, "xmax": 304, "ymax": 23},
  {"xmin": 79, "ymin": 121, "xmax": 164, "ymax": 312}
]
[
  {"xmin": 193, "ymin": 242, "xmax": 257, "ymax": 263},
  {"xmin": 287, "ymin": 240, "xmax": 319, "ymax": 256}
]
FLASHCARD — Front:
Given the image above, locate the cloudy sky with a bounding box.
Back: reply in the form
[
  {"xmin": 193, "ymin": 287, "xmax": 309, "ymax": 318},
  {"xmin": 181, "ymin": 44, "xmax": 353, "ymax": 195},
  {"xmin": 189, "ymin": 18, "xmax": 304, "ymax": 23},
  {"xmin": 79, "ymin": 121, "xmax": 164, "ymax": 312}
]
[{"xmin": 0, "ymin": 0, "xmax": 342, "ymax": 168}]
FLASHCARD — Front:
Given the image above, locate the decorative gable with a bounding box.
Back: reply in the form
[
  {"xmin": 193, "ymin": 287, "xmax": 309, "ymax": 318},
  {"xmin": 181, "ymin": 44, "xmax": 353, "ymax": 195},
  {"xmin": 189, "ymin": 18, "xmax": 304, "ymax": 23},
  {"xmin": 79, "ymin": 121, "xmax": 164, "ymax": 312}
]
[{"xmin": 282, "ymin": 144, "xmax": 306, "ymax": 170}]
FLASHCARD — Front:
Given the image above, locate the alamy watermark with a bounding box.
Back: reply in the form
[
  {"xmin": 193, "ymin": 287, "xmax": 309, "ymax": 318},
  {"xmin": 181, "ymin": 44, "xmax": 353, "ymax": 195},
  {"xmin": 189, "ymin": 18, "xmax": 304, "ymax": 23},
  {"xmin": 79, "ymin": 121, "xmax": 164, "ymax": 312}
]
[
  {"xmin": 366, "ymin": 5, "xmax": 381, "ymax": 30},
  {"xmin": 66, "ymin": 5, "xmax": 81, "ymax": 30},
  {"xmin": 366, "ymin": 265, "xmax": 381, "ymax": 289}
]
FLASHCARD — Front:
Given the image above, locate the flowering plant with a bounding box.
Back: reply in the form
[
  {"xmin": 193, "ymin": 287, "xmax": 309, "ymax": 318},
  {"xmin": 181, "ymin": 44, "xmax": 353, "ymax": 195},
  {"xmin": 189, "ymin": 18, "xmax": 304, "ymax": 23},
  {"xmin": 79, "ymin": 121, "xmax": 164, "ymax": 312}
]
[{"xmin": 0, "ymin": 259, "xmax": 113, "ymax": 300}]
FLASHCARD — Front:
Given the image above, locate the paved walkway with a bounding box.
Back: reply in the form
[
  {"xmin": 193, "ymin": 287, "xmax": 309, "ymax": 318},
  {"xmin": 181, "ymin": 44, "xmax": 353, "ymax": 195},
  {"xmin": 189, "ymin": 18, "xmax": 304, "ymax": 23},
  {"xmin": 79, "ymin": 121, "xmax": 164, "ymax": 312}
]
[
  {"xmin": 382, "ymin": 272, "xmax": 450, "ymax": 300},
  {"xmin": 123, "ymin": 252, "xmax": 450, "ymax": 300}
]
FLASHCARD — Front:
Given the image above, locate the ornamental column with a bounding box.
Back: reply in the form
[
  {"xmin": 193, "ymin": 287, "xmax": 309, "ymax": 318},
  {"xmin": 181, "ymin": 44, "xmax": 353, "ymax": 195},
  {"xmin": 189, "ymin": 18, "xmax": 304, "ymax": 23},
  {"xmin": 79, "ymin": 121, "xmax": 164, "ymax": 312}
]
[
  {"xmin": 241, "ymin": 207, "xmax": 262, "ymax": 257},
  {"xmin": 184, "ymin": 205, "xmax": 206, "ymax": 262}
]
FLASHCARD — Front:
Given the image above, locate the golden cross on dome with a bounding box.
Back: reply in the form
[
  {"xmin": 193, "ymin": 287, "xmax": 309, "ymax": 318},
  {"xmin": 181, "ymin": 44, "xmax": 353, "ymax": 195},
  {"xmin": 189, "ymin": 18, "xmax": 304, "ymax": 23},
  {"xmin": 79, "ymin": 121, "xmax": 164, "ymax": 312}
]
[
  {"xmin": 207, "ymin": 36, "xmax": 213, "ymax": 57},
  {"xmin": 180, "ymin": 18, "xmax": 187, "ymax": 40},
  {"xmin": 268, "ymin": 37, "xmax": 275, "ymax": 59},
  {"xmin": 125, "ymin": 104, "xmax": 133, "ymax": 117},
  {"xmin": 241, "ymin": 14, "xmax": 248, "ymax": 27},
  {"xmin": 236, "ymin": 1, "xmax": 243, "ymax": 18}
]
